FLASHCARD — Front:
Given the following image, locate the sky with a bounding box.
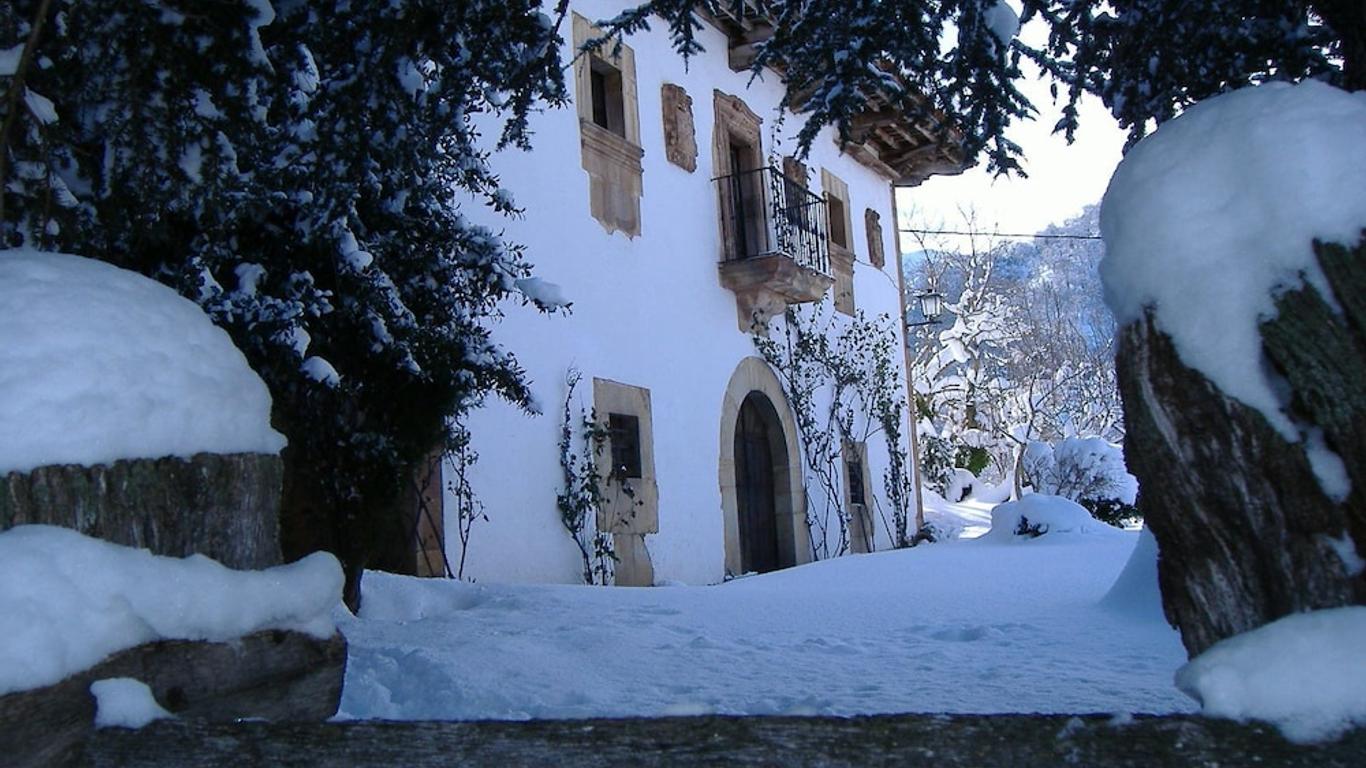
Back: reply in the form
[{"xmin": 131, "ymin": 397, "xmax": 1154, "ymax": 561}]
[{"xmin": 896, "ymin": 17, "xmax": 1128, "ymax": 246}]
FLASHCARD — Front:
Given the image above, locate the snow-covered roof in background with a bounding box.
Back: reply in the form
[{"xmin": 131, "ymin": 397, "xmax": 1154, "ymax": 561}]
[
  {"xmin": 0, "ymin": 250, "xmax": 286, "ymax": 475},
  {"xmin": 1099, "ymin": 82, "xmax": 1366, "ymax": 442},
  {"xmin": 0, "ymin": 525, "xmax": 341, "ymax": 695}
]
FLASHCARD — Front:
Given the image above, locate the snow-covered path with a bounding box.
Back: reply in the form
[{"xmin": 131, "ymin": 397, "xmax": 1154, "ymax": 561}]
[{"xmin": 336, "ymin": 518, "xmax": 1192, "ymax": 721}]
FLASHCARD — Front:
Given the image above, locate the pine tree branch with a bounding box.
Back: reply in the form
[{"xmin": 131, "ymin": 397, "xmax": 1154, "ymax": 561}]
[{"xmin": 0, "ymin": 0, "xmax": 54, "ymax": 241}]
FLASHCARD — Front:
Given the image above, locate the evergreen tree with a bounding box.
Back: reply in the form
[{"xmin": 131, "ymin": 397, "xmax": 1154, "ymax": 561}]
[
  {"xmin": 1018, "ymin": 0, "xmax": 1363, "ymax": 144},
  {"xmin": 1, "ymin": 0, "xmax": 568, "ymax": 605},
  {"xmin": 622, "ymin": 0, "xmax": 1361, "ymax": 164}
]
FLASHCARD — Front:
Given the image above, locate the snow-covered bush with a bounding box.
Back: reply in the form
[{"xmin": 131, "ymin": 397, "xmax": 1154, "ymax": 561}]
[
  {"xmin": 1022, "ymin": 438, "xmax": 1139, "ymax": 526},
  {"xmin": 983, "ymin": 494, "xmax": 1124, "ymax": 542},
  {"xmin": 1079, "ymin": 497, "xmax": 1141, "ymax": 529},
  {"xmin": 945, "ymin": 468, "xmax": 980, "ymax": 504}
]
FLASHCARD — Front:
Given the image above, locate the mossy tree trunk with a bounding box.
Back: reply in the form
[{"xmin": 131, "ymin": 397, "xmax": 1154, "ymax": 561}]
[{"xmin": 1116, "ymin": 234, "xmax": 1366, "ymax": 657}]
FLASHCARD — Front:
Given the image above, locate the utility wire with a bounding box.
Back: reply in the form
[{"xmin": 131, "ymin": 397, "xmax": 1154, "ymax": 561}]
[{"xmin": 899, "ymin": 228, "xmax": 1103, "ymax": 241}]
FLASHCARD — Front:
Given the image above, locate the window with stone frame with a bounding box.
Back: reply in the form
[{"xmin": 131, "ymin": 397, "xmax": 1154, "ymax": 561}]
[
  {"xmin": 590, "ymin": 59, "xmax": 627, "ymax": 138},
  {"xmin": 592, "ymin": 378, "xmax": 658, "ymax": 587},
  {"xmin": 821, "ymin": 168, "xmax": 856, "ymax": 315},
  {"xmin": 573, "ymin": 14, "xmax": 643, "ymax": 238},
  {"xmin": 713, "ymin": 91, "xmax": 765, "ymax": 263}
]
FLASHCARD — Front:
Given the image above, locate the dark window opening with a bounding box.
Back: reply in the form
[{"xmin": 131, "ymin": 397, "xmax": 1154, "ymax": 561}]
[
  {"xmin": 846, "ymin": 455, "xmax": 866, "ymax": 507},
  {"xmin": 608, "ymin": 413, "xmax": 643, "ymax": 479},
  {"xmin": 828, "ymin": 194, "xmax": 849, "ymax": 249},
  {"xmin": 726, "ymin": 137, "xmax": 764, "ymax": 260},
  {"xmin": 589, "ymin": 59, "xmax": 625, "ymax": 137}
]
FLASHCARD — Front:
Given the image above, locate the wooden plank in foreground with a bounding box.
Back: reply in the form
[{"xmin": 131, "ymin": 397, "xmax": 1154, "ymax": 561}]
[{"xmin": 82, "ymin": 714, "xmax": 1366, "ymax": 767}]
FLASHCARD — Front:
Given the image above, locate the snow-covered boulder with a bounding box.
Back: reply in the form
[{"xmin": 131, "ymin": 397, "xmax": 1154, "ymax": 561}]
[
  {"xmin": 0, "ymin": 250, "xmax": 288, "ymax": 567},
  {"xmin": 982, "ymin": 494, "xmax": 1123, "ymax": 542},
  {"xmin": 0, "ymin": 249, "xmax": 284, "ymax": 473}
]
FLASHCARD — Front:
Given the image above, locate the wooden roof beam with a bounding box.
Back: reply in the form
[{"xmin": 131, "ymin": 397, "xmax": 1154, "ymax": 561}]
[{"xmin": 727, "ymin": 21, "xmax": 774, "ymax": 71}]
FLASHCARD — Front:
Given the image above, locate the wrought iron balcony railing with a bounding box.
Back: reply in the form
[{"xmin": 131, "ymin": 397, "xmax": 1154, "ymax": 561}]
[{"xmin": 714, "ymin": 165, "xmax": 831, "ymax": 276}]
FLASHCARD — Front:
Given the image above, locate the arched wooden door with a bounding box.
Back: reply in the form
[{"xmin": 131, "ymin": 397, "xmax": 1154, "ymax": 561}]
[{"xmin": 734, "ymin": 391, "xmax": 782, "ymax": 574}]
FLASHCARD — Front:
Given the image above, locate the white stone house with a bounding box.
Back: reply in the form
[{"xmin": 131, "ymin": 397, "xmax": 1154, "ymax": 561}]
[{"xmin": 438, "ymin": 0, "xmax": 964, "ymax": 586}]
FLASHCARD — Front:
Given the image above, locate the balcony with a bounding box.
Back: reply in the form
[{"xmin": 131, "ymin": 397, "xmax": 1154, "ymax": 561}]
[{"xmin": 715, "ymin": 165, "xmax": 834, "ymax": 331}]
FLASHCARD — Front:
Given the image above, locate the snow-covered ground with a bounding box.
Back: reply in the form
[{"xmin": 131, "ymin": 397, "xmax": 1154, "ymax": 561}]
[{"xmin": 337, "ymin": 497, "xmax": 1193, "ymax": 721}]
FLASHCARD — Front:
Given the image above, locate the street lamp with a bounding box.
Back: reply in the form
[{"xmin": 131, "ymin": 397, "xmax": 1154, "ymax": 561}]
[{"xmin": 906, "ymin": 289, "xmax": 944, "ymax": 327}]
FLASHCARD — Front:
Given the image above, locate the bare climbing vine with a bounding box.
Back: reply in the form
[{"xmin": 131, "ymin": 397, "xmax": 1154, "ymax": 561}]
[
  {"xmin": 556, "ymin": 367, "xmax": 617, "ymax": 585},
  {"xmin": 753, "ymin": 301, "xmax": 914, "ymax": 557},
  {"xmin": 443, "ymin": 420, "xmax": 484, "ymax": 581}
]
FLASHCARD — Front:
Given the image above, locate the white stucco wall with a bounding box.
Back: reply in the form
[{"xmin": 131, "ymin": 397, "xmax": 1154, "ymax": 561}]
[{"xmin": 452, "ymin": 0, "xmax": 915, "ymax": 585}]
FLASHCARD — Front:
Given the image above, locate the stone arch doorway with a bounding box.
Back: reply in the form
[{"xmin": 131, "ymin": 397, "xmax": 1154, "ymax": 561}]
[{"xmin": 719, "ymin": 357, "xmax": 810, "ymax": 577}]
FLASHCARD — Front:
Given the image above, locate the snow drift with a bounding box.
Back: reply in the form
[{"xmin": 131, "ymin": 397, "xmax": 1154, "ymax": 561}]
[{"xmin": 1176, "ymin": 607, "xmax": 1366, "ymax": 743}]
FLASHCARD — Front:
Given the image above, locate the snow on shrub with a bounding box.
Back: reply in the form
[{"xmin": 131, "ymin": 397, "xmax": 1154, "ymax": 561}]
[
  {"xmin": 1023, "ymin": 437, "xmax": 1138, "ymax": 526},
  {"xmin": 0, "ymin": 526, "xmax": 342, "ymax": 695},
  {"xmin": 0, "ymin": 250, "xmax": 285, "ymax": 474},
  {"xmin": 983, "ymin": 494, "xmax": 1124, "ymax": 542},
  {"xmin": 945, "ymin": 468, "xmax": 979, "ymax": 504},
  {"xmin": 1176, "ymin": 607, "xmax": 1366, "ymax": 743},
  {"xmin": 971, "ymin": 479, "xmax": 1013, "ymax": 505},
  {"xmin": 918, "ymin": 426, "xmax": 957, "ymax": 497}
]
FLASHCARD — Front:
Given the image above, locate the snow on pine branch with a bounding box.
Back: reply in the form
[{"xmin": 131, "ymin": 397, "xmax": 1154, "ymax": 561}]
[{"xmin": 610, "ymin": 0, "xmax": 1034, "ymax": 174}]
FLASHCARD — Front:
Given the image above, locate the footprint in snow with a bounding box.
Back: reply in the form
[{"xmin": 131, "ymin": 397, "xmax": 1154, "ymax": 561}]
[{"xmin": 930, "ymin": 625, "xmax": 1006, "ymax": 642}]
